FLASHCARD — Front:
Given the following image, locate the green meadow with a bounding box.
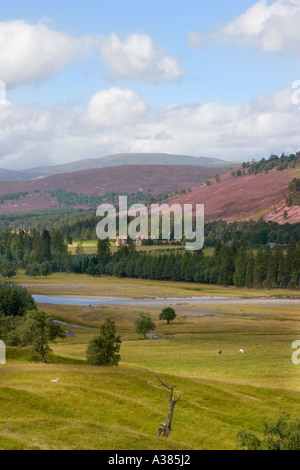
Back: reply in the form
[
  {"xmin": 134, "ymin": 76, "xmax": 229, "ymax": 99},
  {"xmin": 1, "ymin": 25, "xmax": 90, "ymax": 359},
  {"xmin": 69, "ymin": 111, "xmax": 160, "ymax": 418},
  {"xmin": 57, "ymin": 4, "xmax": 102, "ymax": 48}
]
[
  {"xmin": 12, "ymin": 271, "xmax": 300, "ymax": 298},
  {"xmin": 68, "ymin": 240, "xmax": 186, "ymax": 255},
  {"xmin": 1, "ymin": 274, "xmax": 300, "ymax": 450},
  {"xmin": 67, "ymin": 240, "xmax": 215, "ymax": 256}
]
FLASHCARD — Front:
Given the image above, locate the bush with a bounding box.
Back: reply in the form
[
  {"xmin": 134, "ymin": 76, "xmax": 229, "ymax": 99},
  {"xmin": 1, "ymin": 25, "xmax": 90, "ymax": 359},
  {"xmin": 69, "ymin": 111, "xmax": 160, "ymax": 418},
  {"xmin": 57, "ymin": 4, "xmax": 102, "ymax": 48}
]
[{"xmin": 237, "ymin": 413, "xmax": 300, "ymax": 450}]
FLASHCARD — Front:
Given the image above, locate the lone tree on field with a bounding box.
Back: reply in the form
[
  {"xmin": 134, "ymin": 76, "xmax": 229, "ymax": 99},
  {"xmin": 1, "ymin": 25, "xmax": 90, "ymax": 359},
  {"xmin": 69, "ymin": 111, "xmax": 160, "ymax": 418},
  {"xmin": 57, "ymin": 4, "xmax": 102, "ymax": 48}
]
[
  {"xmin": 135, "ymin": 312, "xmax": 156, "ymax": 339},
  {"xmin": 18, "ymin": 310, "xmax": 65, "ymax": 363},
  {"xmin": 157, "ymin": 376, "xmax": 180, "ymax": 438},
  {"xmin": 86, "ymin": 317, "xmax": 121, "ymax": 366},
  {"xmin": 159, "ymin": 307, "xmax": 176, "ymax": 324}
]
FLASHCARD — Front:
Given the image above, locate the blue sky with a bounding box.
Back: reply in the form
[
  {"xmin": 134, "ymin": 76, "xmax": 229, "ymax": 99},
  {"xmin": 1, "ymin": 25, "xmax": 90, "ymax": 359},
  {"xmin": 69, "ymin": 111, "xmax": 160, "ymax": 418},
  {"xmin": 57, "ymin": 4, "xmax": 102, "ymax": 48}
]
[{"xmin": 0, "ymin": 0, "xmax": 300, "ymax": 169}]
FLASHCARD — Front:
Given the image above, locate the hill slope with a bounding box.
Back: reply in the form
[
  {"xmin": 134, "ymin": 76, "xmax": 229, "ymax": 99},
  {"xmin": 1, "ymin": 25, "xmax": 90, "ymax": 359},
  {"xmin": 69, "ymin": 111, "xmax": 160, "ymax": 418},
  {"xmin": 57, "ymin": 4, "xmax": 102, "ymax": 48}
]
[
  {"xmin": 0, "ymin": 169, "xmax": 29, "ymax": 180},
  {"xmin": 3, "ymin": 153, "xmax": 231, "ymax": 180},
  {"xmin": 0, "ymin": 164, "xmax": 232, "ymax": 213},
  {"xmin": 162, "ymin": 167, "xmax": 300, "ymax": 224}
]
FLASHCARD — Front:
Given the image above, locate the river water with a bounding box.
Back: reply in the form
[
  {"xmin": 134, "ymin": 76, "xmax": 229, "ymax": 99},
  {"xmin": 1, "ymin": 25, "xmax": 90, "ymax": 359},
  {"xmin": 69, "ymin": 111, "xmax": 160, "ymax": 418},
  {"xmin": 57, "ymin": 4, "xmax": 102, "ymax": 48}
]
[
  {"xmin": 33, "ymin": 294, "xmax": 300, "ymax": 307},
  {"xmin": 33, "ymin": 295, "xmax": 232, "ymax": 306}
]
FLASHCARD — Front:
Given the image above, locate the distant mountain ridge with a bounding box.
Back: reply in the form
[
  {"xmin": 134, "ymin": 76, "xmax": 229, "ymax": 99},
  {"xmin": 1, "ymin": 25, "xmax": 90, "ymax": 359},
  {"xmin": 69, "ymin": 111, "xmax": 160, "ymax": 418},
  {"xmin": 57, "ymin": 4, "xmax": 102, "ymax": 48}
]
[
  {"xmin": 0, "ymin": 153, "xmax": 231, "ymax": 180},
  {"xmin": 0, "ymin": 168, "xmax": 29, "ymax": 180}
]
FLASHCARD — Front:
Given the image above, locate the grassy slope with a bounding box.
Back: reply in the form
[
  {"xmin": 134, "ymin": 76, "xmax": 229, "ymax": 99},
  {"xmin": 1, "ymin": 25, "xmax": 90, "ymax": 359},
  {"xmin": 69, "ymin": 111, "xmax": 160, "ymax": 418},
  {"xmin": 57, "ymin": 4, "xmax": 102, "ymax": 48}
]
[
  {"xmin": 1, "ymin": 281, "xmax": 300, "ymax": 450},
  {"xmin": 2, "ymin": 361, "xmax": 300, "ymax": 450}
]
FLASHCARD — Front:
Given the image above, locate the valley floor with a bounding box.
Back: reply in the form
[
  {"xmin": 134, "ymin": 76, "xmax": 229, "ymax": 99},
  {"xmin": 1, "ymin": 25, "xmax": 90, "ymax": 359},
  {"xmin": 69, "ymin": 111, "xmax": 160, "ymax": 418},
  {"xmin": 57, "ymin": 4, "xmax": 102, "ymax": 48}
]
[{"xmin": 1, "ymin": 273, "xmax": 300, "ymax": 450}]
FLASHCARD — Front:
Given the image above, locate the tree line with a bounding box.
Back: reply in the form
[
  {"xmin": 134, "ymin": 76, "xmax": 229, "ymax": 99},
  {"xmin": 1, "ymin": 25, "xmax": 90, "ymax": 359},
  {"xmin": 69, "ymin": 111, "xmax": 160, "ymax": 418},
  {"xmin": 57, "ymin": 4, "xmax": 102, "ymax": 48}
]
[
  {"xmin": 0, "ymin": 224, "xmax": 299, "ymax": 288},
  {"xmin": 99, "ymin": 239, "xmax": 300, "ymax": 289},
  {"xmin": 0, "ymin": 209, "xmax": 299, "ymax": 245},
  {"xmin": 50, "ymin": 189, "xmax": 151, "ymax": 208},
  {"xmin": 241, "ymin": 151, "xmax": 300, "ymax": 175},
  {"xmin": 0, "ymin": 191, "xmax": 29, "ymax": 204}
]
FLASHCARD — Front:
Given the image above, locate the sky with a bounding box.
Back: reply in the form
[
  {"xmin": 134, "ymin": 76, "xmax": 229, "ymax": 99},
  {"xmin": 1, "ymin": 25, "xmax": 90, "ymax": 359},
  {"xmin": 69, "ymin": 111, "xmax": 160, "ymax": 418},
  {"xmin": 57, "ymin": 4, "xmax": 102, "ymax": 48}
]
[{"xmin": 0, "ymin": 0, "xmax": 300, "ymax": 170}]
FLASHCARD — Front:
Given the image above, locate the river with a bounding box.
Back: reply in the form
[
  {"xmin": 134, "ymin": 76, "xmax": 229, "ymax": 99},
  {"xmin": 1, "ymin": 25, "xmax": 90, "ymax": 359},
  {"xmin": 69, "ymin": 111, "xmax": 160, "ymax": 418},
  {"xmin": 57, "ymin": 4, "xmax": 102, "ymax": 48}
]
[{"xmin": 33, "ymin": 294, "xmax": 300, "ymax": 307}]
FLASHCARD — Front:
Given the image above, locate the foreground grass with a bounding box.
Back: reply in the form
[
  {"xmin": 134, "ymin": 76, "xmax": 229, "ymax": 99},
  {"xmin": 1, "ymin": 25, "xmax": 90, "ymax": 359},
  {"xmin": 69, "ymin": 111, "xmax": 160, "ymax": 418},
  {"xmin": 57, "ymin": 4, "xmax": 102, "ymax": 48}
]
[
  {"xmin": 2, "ymin": 359, "xmax": 300, "ymax": 450},
  {"xmin": 1, "ymin": 294, "xmax": 300, "ymax": 450}
]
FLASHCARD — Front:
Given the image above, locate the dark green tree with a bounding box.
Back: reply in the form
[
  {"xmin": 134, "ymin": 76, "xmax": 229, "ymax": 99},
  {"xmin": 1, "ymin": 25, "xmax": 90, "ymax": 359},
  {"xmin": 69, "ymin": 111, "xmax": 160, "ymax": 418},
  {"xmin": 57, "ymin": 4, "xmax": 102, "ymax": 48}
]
[
  {"xmin": 253, "ymin": 249, "xmax": 268, "ymax": 287},
  {"xmin": 264, "ymin": 250, "xmax": 277, "ymax": 288},
  {"xmin": 292, "ymin": 244, "xmax": 300, "ymax": 288},
  {"xmin": 40, "ymin": 229, "xmax": 52, "ymax": 263},
  {"xmin": 245, "ymin": 251, "xmax": 254, "ymax": 288},
  {"xmin": 0, "ymin": 261, "xmax": 17, "ymax": 278},
  {"xmin": 39, "ymin": 261, "xmax": 53, "ymax": 277},
  {"xmin": 233, "ymin": 246, "xmax": 247, "ymax": 287},
  {"xmin": 135, "ymin": 312, "xmax": 156, "ymax": 339},
  {"xmin": 86, "ymin": 317, "xmax": 121, "ymax": 366},
  {"xmin": 97, "ymin": 238, "xmax": 111, "ymax": 265},
  {"xmin": 51, "ymin": 231, "xmax": 69, "ymax": 272},
  {"xmin": 18, "ymin": 310, "xmax": 65, "ymax": 362},
  {"xmin": 25, "ymin": 263, "xmax": 40, "ymax": 277},
  {"xmin": 0, "ymin": 283, "xmax": 36, "ymax": 317},
  {"xmin": 159, "ymin": 307, "xmax": 176, "ymax": 324},
  {"xmin": 218, "ymin": 246, "xmax": 235, "ymax": 286},
  {"xmin": 0, "ymin": 313, "xmax": 24, "ymax": 346}
]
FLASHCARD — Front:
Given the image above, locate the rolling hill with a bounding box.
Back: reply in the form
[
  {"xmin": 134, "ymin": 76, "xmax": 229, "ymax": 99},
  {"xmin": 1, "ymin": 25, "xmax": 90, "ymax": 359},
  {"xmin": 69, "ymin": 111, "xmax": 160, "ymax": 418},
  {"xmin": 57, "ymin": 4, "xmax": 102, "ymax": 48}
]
[
  {"xmin": 1, "ymin": 158, "xmax": 297, "ymax": 225},
  {"xmin": 0, "ymin": 168, "xmax": 29, "ymax": 180},
  {"xmin": 0, "ymin": 153, "xmax": 231, "ymax": 180},
  {"xmin": 0, "ymin": 164, "xmax": 233, "ymax": 213},
  {"xmin": 161, "ymin": 166, "xmax": 300, "ymax": 224}
]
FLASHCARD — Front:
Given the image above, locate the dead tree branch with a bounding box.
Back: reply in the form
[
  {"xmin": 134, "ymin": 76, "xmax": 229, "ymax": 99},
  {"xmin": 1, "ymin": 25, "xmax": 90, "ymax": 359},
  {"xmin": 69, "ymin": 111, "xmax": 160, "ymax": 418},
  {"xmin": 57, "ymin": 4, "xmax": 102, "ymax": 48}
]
[{"xmin": 157, "ymin": 376, "xmax": 180, "ymax": 438}]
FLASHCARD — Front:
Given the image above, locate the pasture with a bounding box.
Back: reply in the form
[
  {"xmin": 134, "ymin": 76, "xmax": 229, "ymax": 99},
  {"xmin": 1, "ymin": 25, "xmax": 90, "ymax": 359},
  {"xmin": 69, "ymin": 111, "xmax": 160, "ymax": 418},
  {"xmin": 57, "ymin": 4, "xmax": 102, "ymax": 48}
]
[
  {"xmin": 12, "ymin": 271, "xmax": 300, "ymax": 298},
  {"xmin": 1, "ymin": 274, "xmax": 300, "ymax": 449},
  {"xmin": 68, "ymin": 240, "xmax": 186, "ymax": 255}
]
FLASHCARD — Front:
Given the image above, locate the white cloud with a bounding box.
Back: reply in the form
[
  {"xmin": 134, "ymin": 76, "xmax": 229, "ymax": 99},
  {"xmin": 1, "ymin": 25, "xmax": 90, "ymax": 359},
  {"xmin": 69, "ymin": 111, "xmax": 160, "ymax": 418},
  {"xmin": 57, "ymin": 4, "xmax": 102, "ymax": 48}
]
[
  {"xmin": 100, "ymin": 32, "xmax": 184, "ymax": 81},
  {"xmin": 187, "ymin": 32, "xmax": 203, "ymax": 49},
  {"xmin": 0, "ymin": 86, "xmax": 300, "ymax": 169},
  {"xmin": 0, "ymin": 21, "xmax": 184, "ymax": 88},
  {"xmin": 0, "ymin": 20, "xmax": 94, "ymax": 88},
  {"xmin": 85, "ymin": 87, "xmax": 148, "ymax": 127},
  {"xmin": 190, "ymin": 0, "xmax": 300, "ymax": 54}
]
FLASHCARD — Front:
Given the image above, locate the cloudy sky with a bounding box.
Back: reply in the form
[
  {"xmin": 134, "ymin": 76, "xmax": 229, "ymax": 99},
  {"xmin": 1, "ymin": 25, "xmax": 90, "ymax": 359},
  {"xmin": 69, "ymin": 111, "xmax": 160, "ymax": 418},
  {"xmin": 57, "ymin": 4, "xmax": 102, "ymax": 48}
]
[{"xmin": 0, "ymin": 0, "xmax": 300, "ymax": 169}]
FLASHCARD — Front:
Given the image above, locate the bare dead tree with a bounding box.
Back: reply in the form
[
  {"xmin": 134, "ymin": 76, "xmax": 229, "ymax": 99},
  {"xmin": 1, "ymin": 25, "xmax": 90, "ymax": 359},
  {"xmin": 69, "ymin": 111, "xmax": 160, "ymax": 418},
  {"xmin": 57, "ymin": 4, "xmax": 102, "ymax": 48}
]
[{"xmin": 157, "ymin": 376, "xmax": 180, "ymax": 438}]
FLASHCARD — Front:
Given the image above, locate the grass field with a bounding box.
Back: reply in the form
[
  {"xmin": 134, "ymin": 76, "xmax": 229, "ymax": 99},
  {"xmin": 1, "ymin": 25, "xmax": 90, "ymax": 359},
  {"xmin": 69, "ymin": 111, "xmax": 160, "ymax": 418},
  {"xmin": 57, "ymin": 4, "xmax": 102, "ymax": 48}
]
[
  {"xmin": 68, "ymin": 240, "xmax": 186, "ymax": 255},
  {"xmin": 1, "ymin": 275, "xmax": 300, "ymax": 450},
  {"xmin": 11, "ymin": 271, "xmax": 300, "ymax": 299}
]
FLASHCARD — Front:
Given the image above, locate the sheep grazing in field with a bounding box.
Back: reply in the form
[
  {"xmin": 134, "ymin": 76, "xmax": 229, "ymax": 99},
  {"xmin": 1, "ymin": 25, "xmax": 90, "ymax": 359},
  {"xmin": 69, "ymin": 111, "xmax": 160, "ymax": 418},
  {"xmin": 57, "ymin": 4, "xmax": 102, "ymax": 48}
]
[
  {"xmin": 239, "ymin": 349, "xmax": 245, "ymax": 354},
  {"xmin": 50, "ymin": 378, "xmax": 59, "ymax": 382},
  {"xmin": 218, "ymin": 350, "xmax": 222, "ymax": 354}
]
